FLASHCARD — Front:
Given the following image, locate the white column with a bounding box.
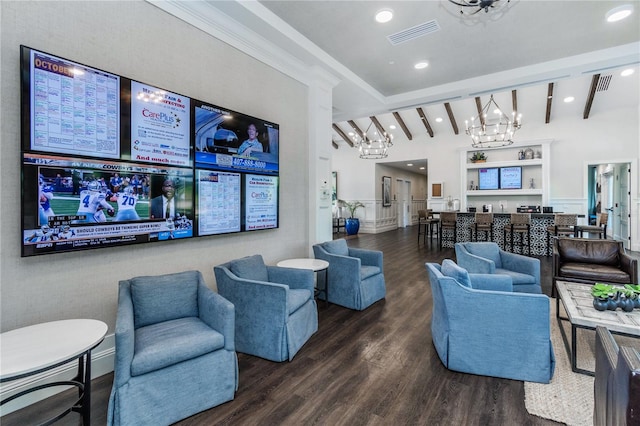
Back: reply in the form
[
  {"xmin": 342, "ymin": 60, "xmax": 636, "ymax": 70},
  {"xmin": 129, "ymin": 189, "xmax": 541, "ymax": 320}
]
[{"xmin": 307, "ymin": 66, "xmax": 339, "ymax": 253}]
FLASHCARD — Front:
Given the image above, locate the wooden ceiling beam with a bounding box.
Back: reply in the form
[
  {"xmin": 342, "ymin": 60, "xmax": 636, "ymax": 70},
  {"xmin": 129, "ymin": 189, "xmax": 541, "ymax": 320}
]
[
  {"xmin": 545, "ymin": 83, "xmax": 554, "ymax": 124},
  {"xmin": 583, "ymin": 74, "xmax": 600, "ymax": 119},
  {"xmin": 347, "ymin": 120, "xmax": 365, "ymax": 140},
  {"xmin": 392, "ymin": 111, "xmax": 412, "ymax": 140},
  {"xmin": 416, "ymin": 107, "xmax": 434, "ymax": 138},
  {"xmin": 369, "ymin": 116, "xmax": 388, "ymax": 138},
  {"xmin": 512, "ymin": 89, "xmax": 520, "ymax": 126},
  {"xmin": 332, "ymin": 123, "xmax": 354, "ymax": 147},
  {"xmin": 444, "ymin": 102, "xmax": 459, "ymax": 135},
  {"xmin": 474, "ymin": 97, "xmax": 485, "ymax": 127}
]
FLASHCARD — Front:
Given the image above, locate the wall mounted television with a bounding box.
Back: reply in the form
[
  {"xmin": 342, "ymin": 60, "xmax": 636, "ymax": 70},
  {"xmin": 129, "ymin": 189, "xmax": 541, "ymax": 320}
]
[
  {"xmin": 499, "ymin": 167, "xmax": 522, "ymax": 189},
  {"xmin": 20, "ymin": 46, "xmax": 279, "ymax": 257},
  {"xmin": 478, "ymin": 168, "xmax": 499, "ymax": 190}
]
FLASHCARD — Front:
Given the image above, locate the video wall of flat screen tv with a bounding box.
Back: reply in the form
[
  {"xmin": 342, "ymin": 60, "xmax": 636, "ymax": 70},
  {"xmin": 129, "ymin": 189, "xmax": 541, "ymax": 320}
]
[
  {"xmin": 477, "ymin": 167, "xmax": 523, "ymax": 190},
  {"xmin": 20, "ymin": 46, "xmax": 279, "ymax": 257}
]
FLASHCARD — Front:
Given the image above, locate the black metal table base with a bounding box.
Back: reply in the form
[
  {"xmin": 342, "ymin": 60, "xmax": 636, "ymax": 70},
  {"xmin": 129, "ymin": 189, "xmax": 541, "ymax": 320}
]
[
  {"xmin": 1, "ymin": 350, "xmax": 94, "ymax": 426},
  {"xmin": 315, "ymin": 267, "xmax": 329, "ymax": 308}
]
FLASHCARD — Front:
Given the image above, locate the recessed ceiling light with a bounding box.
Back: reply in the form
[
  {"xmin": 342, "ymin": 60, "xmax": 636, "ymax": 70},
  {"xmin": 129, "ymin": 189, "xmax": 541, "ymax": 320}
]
[
  {"xmin": 389, "ymin": 125, "xmax": 396, "ymax": 129},
  {"xmin": 621, "ymin": 68, "xmax": 635, "ymax": 77},
  {"xmin": 435, "ymin": 117, "xmax": 443, "ymax": 123},
  {"xmin": 414, "ymin": 61, "xmax": 429, "ymax": 70},
  {"xmin": 564, "ymin": 96, "xmax": 575, "ymax": 103},
  {"xmin": 375, "ymin": 8, "xmax": 393, "ymax": 23},
  {"xmin": 419, "ymin": 167, "xmax": 425, "ymax": 170},
  {"xmin": 606, "ymin": 4, "xmax": 633, "ymax": 22},
  {"xmin": 348, "ymin": 131, "xmax": 354, "ymax": 136},
  {"xmin": 407, "ymin": 163, "xmax": 413, "ymax": 167}
]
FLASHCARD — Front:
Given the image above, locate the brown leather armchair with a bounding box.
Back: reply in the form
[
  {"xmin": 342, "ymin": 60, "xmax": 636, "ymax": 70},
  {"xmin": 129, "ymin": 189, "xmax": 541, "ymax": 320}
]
[{"xmin": 552, "ymin": 238, "xmax": 638, "ymax": 297}]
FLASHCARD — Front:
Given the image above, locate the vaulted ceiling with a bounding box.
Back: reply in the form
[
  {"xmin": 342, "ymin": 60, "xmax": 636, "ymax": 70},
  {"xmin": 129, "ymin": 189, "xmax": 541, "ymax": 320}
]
[
  {"xmin": 156, "ymin": 0, "xmax": 639, "ymax": 174},
  {"xmin": 256, "ymin": 1, "xmax": 639, "ymax": 154}
]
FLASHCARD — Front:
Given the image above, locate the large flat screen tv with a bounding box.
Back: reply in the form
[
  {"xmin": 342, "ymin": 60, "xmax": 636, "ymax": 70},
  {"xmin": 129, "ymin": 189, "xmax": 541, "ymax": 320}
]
[
  {"xmin": 500, "ymin": 167, "xmax": 522, "ymax": 189},
  {"xmin": 478, "ymin": 168, "xmax": 499, "ymax": 190},
  {"xmin": 20, "ymin": 46, "xmax": 279, "ymax": 256}
]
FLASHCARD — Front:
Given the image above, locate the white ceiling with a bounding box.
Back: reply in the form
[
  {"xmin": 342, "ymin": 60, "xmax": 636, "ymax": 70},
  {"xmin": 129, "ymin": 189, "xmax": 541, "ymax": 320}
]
[{"xmin": 155, "ymin": 0, "xmax": 640, "ymax": 174}]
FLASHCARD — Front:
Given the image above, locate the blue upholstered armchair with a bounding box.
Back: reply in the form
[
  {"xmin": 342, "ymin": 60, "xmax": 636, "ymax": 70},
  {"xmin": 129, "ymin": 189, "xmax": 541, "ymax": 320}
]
[
  {"xmin": 214, "ymin": 254, "xmax": 318, "ymax": 362},
  {"xmin": 312, "ymin": 239, "xmax": 386, "ymax": 311},
  {"xmin": 108, "ymin": 270, "xmax": 238, "ymax": 426},
  {"xmin": 455, "ymin": 242, "xmax": 541, "ymax": 294},
  {"xmin": 426, "ymin": 260, "xmax": 555, "ymax": 383}
]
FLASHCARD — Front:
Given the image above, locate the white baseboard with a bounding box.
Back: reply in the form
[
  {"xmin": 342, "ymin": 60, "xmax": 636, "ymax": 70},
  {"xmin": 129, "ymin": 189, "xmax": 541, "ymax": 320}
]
[{"xmin": 0, "ymin": 333, "xmax": 115, "ymax": 416}]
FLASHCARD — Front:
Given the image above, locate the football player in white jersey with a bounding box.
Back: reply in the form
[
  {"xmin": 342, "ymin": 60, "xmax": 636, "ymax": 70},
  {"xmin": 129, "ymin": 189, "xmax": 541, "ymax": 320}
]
[
  {"xmin": 76, "ymin": 181, "xmax": 115, "ymax": 223},
  {"xmin": 114, "ymin": 185, "xmax": 141, "ymax": 221},
  {"xmin": 24, "ymin": 225, "xmax": 57, "ymax": 242},
  {"xmin": 58, "ymin": 225, "xmax": 76, "ymax": 240},
  {"xmin": 38, "ymin": 175, "xmax": 55, "ymax": 226}
]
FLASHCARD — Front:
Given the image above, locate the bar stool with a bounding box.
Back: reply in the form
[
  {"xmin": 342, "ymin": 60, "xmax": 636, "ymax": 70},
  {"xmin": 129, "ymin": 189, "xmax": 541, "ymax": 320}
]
[
  {"xmin": 546, "ymin": 213, "xmax": 577, "ymax": 256},
  {"xmin": 417, "ymin": 210, "xmax": 428, "ymax": 244},
  {"xmin": 439, "ymin": 212, "xmax": 457, "ymax": 249},
  {"xmin": 575, "ymin": 212, "xmax": 608, "ymax": 238},
  {"xmin": 470, "ymin": 212, "xmax": 493, "ymax": 242},
  {"xmin": 504, "ymin": 213, "xmax": 531, "ymax": 255},
  {"xmin": 425, "ymin": 209, "xmax": 439, "ymax": 241},
  {"xmin": 418, "ymin": 210, "xmax": 439, "ymax": 244}
]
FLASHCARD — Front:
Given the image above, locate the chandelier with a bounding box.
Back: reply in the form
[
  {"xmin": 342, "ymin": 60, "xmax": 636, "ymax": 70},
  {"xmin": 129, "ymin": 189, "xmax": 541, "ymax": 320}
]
[
  {"xmin": 354, "ymin": 121, "xmax": 393, "ymax": 159},
  {"xmin": 448, "ymin": 0, "xmax": 511, "ymax": 15},
  {"xmin": 465, "ymin": 94, "xmax": 521, "ymax": 148}
]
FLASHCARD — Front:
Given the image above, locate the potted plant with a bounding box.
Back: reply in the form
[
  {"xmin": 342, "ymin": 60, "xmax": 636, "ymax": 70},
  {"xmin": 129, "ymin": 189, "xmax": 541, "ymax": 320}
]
[
  {"xmin": 591, "ymin": 283, "xmax": 614, "ymax": 311},
  {"xmin": 624, "ymin": 284, "xmax": 640, "ymax": 309},
  {"xmin": 339, "ymin": 199, "xmax": 365, "ymax": 235},
  {"xmin": 470, "ymin": 152, "xmax": 487, "ymax": 163},
  {"xmin": 619, "ymin": 288, "xmax": 636, "ymax": 312}
]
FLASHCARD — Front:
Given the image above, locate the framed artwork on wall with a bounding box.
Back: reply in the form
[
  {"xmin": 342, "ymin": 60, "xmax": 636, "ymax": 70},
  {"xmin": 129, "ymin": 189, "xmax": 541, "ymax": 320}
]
[
  {"xmin": 382, "ymin": 176, "xmax": 391, "ymax": 207},
  {"xmin": 432, "ymin": 182, "xmax": 443, "ymax": 198}
]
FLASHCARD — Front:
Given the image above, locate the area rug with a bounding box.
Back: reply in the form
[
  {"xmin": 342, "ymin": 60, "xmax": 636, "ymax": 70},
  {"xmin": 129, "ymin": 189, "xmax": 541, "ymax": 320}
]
[{"xmin": 524, "ymin": 302, "xmax": 595, "ymax": 426}]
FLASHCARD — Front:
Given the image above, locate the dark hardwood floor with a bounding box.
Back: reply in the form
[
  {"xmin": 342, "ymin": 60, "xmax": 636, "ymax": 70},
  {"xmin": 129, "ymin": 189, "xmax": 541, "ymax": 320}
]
[{"xmin": 3, "ymin": 227, "xmax": 562, "ymax": 426}]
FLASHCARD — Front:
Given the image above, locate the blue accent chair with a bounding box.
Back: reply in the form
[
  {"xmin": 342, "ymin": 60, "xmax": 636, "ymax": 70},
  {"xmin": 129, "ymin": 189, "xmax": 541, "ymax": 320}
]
[
  {"xmin": 426, "ymin": 260, "xmax": 555, "ymax": 383},
  {"xmin": 214, "ymin": 255, "xmax": 318, "ymax": 362},
  {"xmin": 108, "ymin": 271, "xmax": 238, "ymax": 426},
  {"xmin": 312, "ymin": 239, "xmax": 386, "ymax": 310},
  {"xmin": 455, "ymin": 241, "xmax": 541, "ymax": 294}
]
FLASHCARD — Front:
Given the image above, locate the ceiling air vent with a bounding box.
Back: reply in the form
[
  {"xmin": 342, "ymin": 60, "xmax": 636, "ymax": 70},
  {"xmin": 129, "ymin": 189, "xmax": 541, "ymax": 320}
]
[
  {"xmin": 597, "ymin": 74, "xmax": 612, "ymax": 92},
  {"xmin": 387, "ymin": 20, "xmax": 440, "ymax": 46}
]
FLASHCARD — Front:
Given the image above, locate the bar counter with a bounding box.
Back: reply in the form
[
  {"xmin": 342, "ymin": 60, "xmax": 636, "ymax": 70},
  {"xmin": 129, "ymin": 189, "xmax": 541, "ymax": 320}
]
[{"xmin": 439, "ymin": 212, "xmax": 566, "ymax": 255}]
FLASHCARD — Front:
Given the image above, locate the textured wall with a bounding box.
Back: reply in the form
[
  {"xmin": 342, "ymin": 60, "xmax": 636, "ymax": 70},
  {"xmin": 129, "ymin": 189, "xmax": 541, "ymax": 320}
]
[{"xmin": 0, "ymin": 1, "xmax": 310, "ymax": 332}]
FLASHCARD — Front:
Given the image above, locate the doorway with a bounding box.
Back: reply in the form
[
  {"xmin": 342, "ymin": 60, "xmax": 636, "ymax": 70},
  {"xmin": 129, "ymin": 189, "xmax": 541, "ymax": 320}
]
[
  {"xmin": 396, "ymin": 179, "xmax": 411, "ymax": 228},
  {"xmin": 586, "ymin": 162, "xmax": 632, "ymax": 249}
]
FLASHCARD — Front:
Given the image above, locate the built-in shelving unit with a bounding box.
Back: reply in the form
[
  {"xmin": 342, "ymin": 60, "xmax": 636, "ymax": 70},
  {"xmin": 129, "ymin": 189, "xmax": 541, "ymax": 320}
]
[{"xmin": 460, "ymin": 140, "xmax": 551, "ymax": 212}]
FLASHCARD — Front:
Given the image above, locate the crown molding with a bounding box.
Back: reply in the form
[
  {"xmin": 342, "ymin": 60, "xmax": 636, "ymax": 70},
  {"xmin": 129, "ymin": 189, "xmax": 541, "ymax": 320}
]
[{"xmin": 146, "ymin": 0, "xmax": 340, "ymax": 89}]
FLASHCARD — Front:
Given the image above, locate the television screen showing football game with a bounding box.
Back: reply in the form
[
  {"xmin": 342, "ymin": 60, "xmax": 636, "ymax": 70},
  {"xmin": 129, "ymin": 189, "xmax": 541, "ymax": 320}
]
[
  {"xmin": 21, "ymin": 153, "xmax": 194, "ymax": 256},
  {"xmin": 20, "ymin": 46, "xmax": 279, "ymax": 256}
]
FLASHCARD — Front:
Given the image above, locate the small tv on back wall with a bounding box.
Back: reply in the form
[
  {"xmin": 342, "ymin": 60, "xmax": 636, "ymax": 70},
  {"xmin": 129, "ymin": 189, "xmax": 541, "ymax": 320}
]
[
  {"xmin": 20, "ymin": 45, "xmax": 279, "ymax": 257},
  {"xmin": 478, "ymin": 168, "xmax": 499, "ymax": 190},
  {"xmin": 500, "ymin": 167, "xmax": 522, "ymax": 189}
]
